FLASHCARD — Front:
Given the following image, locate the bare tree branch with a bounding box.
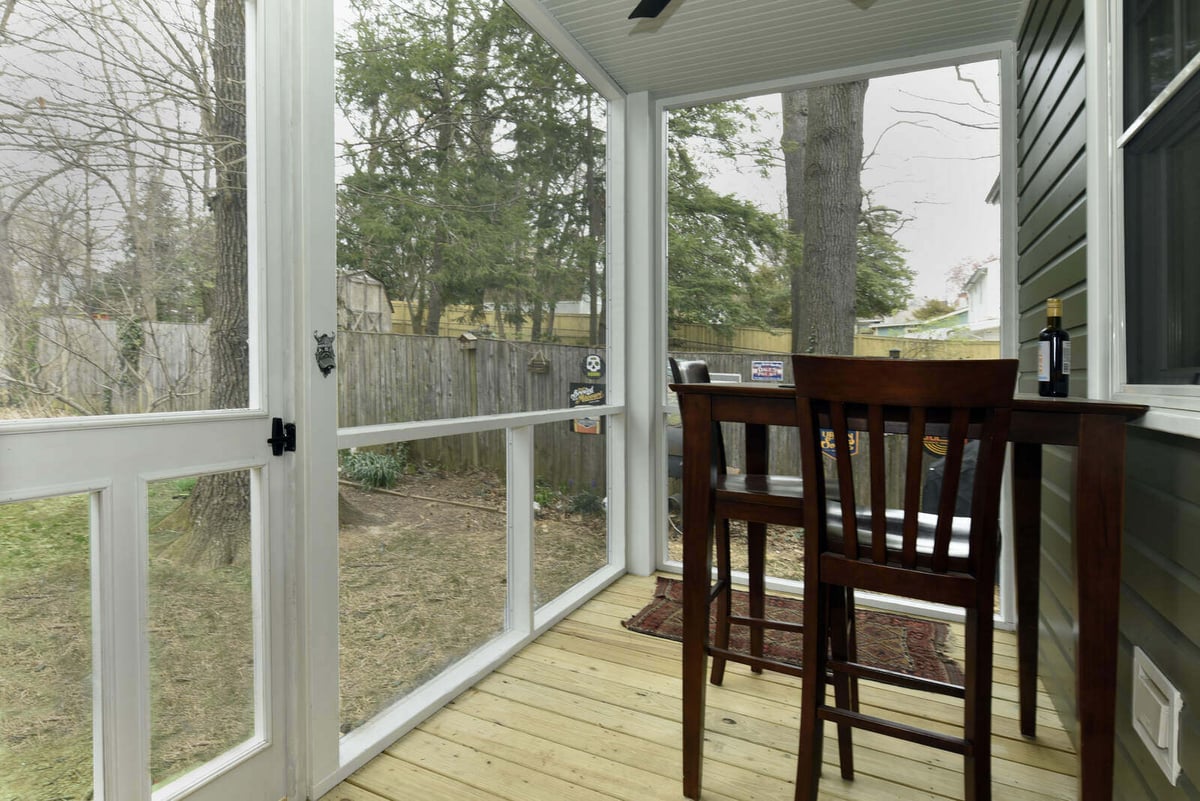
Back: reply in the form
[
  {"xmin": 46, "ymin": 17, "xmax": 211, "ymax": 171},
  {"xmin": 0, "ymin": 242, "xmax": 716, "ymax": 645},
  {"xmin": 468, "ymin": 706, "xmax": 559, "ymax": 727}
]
[
  {"xmin": 890, "ymin": 106, "xmax": 998, "ymax": 130},
  {"xmin": 955, "ymin": 65, "xmax": 995, "ymax": 106}
]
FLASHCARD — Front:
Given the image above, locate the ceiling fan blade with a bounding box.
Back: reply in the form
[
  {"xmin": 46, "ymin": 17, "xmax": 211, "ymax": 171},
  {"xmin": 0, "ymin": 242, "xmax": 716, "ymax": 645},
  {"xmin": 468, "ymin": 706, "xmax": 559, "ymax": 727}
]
[
  {"xmin": 847, "ymin": 0, "xmax": 878, "ymax": 7},
  {"xmin": 629, "ymin": 0, "xmax": 672, "ymax": 19}
]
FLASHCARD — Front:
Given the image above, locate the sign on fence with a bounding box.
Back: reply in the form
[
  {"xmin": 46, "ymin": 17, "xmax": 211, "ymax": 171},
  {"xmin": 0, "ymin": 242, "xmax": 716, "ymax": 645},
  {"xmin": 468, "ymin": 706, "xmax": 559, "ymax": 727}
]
[
  {"xmin": 751, "ymin": 360, "xmax": 784, "ymax": 381},
  {"xmin": 568, "ymin": 383, "xmax": 605, "ymax": 435}
]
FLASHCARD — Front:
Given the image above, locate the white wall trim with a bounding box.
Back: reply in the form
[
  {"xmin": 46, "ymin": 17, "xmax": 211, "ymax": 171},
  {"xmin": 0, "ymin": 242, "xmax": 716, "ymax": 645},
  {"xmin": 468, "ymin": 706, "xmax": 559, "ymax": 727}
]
[
  {"xmin": 507, "ymin": 426, "xmax": 535, "ymax": 636},
  {"xmin": 336, "ymin": 405, "xmax": 624, "ymax": 449},
  {"xmin": 296, "ymin": 0, "xmax": 340, "ymax": 791},
  {"xmin": 1000, "ymin": 41, "xmax": 1019, "ymax": 362},
  {"xmin": 623, "ymin": 91, "xmax": 664, "ymax": 576},
  {"xmin": 606, "ymin": 97, "xmax": 629, "ymax": 576},
  {"xmin": 1085, "ymin": 0, "xmax": 1117, "ymax": 401}
]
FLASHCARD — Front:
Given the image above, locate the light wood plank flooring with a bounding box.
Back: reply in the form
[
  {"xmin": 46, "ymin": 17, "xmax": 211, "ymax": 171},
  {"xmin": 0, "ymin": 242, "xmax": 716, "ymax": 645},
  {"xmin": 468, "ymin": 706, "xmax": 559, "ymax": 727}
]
[{"xmin": 320, "ymin": 573, "xmax": 1077, "ymax": 801}]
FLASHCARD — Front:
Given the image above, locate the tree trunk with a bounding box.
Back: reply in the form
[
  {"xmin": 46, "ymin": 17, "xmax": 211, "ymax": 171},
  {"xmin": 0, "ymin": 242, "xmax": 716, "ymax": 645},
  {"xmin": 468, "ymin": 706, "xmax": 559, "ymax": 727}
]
[
  {"xmin": 424, "ymin": 0, "xmax": 457, "ymax": 337},
  {"xmin": 585, "ymin": 97, "xmax": 603, "ymax": 345},
  {"xmin": 0, "ymin": 171, "xmax": 71, "ymax": 406},
  {"xmin": 781, "ymin": 89, "xmax": 808, "ymax": 352},
  {"xmin": 795, "ymin": 81, "xmax": 867, "ymax": 356},
  {"xmin": 531, "ymin": 302, "xmax": 544, "ymax": 340},
  {"xmin": 175, "ymin": 0, "xmax": 250, "ymax": 568},
  {"xmin": 424, "ymin": 270, "xmax": 444, "ymax": 334}
]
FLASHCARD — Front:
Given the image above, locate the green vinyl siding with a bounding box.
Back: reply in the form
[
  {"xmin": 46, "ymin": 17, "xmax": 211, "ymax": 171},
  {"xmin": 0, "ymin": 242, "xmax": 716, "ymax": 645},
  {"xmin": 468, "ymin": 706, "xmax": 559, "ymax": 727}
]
[
  {"xmin": 1016, "ymin": 0, "xmax": 1086, "ymax": 778},
  {"xmin": 1016, "ymin": 0, "xmax": 1088, "ymax": 750},
  {"xmin": 1116, "ymin": 428, "xmax": 1200, "ymax": 798}
]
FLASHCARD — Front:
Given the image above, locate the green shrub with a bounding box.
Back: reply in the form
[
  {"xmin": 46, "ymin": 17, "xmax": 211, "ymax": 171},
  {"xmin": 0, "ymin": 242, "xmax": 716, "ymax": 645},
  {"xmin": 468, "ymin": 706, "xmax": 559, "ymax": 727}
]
[
  {"xmin": 534, "ymin": 479, "xmax": 559, "ymax": 509},
  {"xmin": 567, "ymin": 490, "xmax": 605, "ymax": 516},
  {"xmin": 341, "ymin": 448, "xmax": 407, "ymax": 489}
]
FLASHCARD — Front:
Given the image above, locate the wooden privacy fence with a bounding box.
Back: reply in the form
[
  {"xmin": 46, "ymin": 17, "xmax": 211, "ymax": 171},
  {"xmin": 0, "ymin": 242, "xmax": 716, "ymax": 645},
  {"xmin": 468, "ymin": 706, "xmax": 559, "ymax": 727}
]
[
  {"xmin": 337, "ymin": 332, "xmax": 608, "ymax": 491},
  {"xmin": 2, "ymin": 317, "xmax": 211, "ymax": 415},
  {"xmin": 670, "ymin": 324, "xmax": 1000, "ymax": 360},
  {"xmin": 7, "ymin": 319, "xmax": 957, "ymax": 497}
]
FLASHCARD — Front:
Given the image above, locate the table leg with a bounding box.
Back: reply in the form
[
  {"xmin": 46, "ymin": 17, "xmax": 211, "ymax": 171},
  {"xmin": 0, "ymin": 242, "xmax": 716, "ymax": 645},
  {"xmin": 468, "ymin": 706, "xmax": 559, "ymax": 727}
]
[
  {"xmin": 1074, "ymin": 414, "xmax": 1126, "ymax": 801},
  {"xmin": 680, "ymin": 395, "xmax": 715, "ymax": 800},
  {"xmin": 745, "ymin": 423, "xmax": 769, "ymax": 669},
  {"xmin": 1011, "ymin": 441, "xmax": 1042, "ymax": 738}
]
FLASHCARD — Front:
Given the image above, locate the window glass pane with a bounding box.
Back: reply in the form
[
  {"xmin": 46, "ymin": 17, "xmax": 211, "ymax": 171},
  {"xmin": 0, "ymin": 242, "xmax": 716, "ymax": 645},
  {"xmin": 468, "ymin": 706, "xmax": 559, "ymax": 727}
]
[
  {"xmin": 335, "ymin": 0, "xmax": 607, "ymax": 424},
  {"xmin": 1167, "ymin": 127, "xmax": 1200, "ymax": 374},
  {"xmin": 0, "ymin": 0, "xmax": 252, "ymax": 419},
  {"xmin": 0, "ymin": 494, "xmax": 93, "ymax": 800},
  {"xmin": 1124, "ymin": 75, "xmax": 1200, "ymax": 383},
  {"xmin": 1131, "ymin": 0, "xmax": 1176, "ymax": 113},
  {"xmin": 1189, "ymin": 0, "xmax": 1200, "ymax": 58},
  {"xmin": 338, "ymin": 436, "xmax": 507, "ymax": 734},
  {"xmin": 147, "ymin": 470, "xmax": 256, "ymax": 787},
  {"xmin": 533, "ymin": 419, "xmax": 609, "ymax": 609}
]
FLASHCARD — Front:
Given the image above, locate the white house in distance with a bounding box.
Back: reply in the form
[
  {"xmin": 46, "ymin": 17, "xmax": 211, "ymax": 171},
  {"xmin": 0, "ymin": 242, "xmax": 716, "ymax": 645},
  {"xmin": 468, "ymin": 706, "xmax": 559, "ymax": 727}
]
[{"xmin": 962, "ymin": 259, "xmax": 1001, "ymax": 340}]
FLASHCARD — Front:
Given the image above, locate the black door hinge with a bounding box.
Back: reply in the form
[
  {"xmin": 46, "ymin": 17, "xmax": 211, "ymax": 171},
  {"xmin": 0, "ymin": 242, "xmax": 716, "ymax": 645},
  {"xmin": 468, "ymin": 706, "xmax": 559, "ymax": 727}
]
[{"xmin": 268, "ymin": 417, "xmax": 297, "ymax": 456}]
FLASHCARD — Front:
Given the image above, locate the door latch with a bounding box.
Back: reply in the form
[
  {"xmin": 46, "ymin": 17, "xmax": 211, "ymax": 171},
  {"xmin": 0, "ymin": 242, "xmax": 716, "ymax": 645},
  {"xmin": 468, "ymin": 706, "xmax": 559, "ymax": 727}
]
[{"xmin": 268, "ymin": 417, "xmax": 297, "ymax": 456}]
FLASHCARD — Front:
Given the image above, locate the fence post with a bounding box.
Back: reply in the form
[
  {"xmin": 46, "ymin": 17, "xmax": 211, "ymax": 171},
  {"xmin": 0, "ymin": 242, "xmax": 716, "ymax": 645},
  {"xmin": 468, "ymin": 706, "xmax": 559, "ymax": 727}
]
[{"xmin": 459, "ymin": 332, "xmax": 480, "ymax": 466}]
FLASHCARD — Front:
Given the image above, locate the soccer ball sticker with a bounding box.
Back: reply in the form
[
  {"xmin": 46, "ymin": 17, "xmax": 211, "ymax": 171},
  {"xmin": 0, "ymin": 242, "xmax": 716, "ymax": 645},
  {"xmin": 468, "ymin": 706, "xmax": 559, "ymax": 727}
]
[{"xmin": 583, "ymin": 353, "xmax": 605, "ymax": 378}]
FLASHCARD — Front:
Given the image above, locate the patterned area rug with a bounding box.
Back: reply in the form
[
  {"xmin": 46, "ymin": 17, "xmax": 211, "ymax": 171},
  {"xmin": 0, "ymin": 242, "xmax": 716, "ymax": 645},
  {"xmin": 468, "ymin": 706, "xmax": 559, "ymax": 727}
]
[{"xmin": 622, "ymin": 576, "xmax": 963, "ymax": 684}]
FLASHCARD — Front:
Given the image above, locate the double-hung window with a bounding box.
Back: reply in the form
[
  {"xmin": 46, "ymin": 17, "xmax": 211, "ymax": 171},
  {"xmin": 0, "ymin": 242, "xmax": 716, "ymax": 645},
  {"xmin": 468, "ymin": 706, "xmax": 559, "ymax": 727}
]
[{"xmin": 1120, "ymin": 0, "xmax": 1200, "ymax": 389}]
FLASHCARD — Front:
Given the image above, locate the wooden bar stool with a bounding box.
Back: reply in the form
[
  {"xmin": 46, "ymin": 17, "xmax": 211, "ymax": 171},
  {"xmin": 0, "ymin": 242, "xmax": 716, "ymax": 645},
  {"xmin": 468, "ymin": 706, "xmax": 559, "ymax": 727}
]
[
  {"xmin": 669, "ymin": 357, "xmax": 805, "ymax": 682},
  {"xmin": 790, "ymin": 354, "xmax": 1017, "ymax": 801}
]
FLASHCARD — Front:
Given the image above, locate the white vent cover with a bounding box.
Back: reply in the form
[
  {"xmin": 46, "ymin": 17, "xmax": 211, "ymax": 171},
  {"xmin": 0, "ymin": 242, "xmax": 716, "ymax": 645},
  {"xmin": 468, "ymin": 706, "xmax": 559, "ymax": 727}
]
[{"xmin": 1132, "ymin": 646, "xmax": 1183, "ymax": 785}]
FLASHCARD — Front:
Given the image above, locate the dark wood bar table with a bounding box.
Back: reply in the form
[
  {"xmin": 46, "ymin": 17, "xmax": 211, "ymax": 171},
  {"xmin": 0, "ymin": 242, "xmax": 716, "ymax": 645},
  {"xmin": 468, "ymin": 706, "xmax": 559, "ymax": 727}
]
[{"xmin": 672, "ymin": 382, "xmax": 1146, "ymax": 801}]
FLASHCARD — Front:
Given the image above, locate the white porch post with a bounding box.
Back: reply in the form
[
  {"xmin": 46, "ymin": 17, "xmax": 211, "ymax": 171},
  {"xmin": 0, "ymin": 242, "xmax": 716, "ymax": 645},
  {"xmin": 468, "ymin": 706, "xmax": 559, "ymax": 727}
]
[{"xmin": 623, "ymin": 91, "xmax": 666, "ymax": 575}]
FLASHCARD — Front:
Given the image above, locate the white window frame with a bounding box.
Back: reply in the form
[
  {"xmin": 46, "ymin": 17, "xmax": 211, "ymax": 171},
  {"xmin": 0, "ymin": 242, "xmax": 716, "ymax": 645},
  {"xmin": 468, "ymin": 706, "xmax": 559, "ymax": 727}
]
[{"xmin": 1091, "ymin": 0, "xmax": 1200, "ymax": 436}]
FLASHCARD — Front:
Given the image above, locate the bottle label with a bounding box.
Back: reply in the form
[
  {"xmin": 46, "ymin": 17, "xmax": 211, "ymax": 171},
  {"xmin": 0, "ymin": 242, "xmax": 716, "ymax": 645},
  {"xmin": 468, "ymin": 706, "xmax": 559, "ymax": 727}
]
[
  {"xmin": 1037, "ymin": 341, "xmax": 1049, "ymax": 381},
  {"xmin": 1062, "ymin": 340, "xmax": 1071, "ymax": 374}
]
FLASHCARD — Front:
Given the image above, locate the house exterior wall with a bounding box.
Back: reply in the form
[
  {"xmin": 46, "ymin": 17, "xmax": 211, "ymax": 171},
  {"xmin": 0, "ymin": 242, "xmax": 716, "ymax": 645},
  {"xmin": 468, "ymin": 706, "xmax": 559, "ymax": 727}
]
[
  {"xmin": 1019, "ymin": 1, "xmax": 1200, "ymax": 797},
  {"xmin": 1117, "ymin": 428, "xmax": 1200, "ymax": 798},
  {"xmin": 1017, "ymin": 0, "xmax": 1087, "ymax": 770}
]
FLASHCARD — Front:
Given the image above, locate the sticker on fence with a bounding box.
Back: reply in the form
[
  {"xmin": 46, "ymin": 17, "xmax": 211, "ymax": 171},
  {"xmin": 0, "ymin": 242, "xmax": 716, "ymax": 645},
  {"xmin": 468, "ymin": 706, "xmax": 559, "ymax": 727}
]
[
  {"xmin": 582, "ymin": 353, "xmax": 606, "ymax": 379},
  {"xmin": 569, "ymin": 383, "xmax": 605, "ymax": 435}
]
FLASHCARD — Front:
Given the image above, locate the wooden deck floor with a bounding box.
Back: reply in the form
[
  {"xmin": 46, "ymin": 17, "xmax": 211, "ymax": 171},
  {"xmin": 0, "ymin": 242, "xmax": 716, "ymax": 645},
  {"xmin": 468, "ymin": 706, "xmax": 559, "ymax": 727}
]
[{"xmin": 319, "ymin": 573, "xmax": 1078, "ymax": 801}]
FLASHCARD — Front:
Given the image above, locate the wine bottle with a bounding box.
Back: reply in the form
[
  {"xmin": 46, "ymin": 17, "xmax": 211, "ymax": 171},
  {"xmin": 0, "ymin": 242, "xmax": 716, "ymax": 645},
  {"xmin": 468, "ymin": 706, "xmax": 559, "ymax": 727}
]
[{"xmin": 1037, "ymin": 297, "xmax": 1070, "ymax": 397}]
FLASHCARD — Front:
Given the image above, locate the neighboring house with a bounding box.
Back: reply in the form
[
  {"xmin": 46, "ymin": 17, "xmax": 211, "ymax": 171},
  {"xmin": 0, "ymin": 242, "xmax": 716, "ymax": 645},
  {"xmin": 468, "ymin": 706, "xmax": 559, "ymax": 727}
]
[
  {"xmin": 871, "ymin": 307, "xmax": 968, "ymax": 338},
  {"xmin": 869, "ymin": 260, "xmax": 1000, "ymax": 342},
  {"xmin": 868, "ymin": 313, "xmax": 920, "ymax": 338},
  {"xmin": 962, "ymin": 261, "xmax": 1001, "ymax": 340}
]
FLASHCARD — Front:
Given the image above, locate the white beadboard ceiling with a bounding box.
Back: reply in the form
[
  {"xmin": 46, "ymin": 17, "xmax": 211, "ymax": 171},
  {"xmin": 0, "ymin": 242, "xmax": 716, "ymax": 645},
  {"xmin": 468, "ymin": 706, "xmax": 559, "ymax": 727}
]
[{"xmin": 527, "ymin": 0, "xmax": 1026, "ymax": 98}]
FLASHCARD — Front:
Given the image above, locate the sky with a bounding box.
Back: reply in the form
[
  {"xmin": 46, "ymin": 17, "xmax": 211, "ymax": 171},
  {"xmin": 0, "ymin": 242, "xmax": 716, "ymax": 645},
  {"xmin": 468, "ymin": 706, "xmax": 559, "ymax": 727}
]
[{"xmin": 703, "ymin": 61, "xmax": 1002, "ymax": 305}]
